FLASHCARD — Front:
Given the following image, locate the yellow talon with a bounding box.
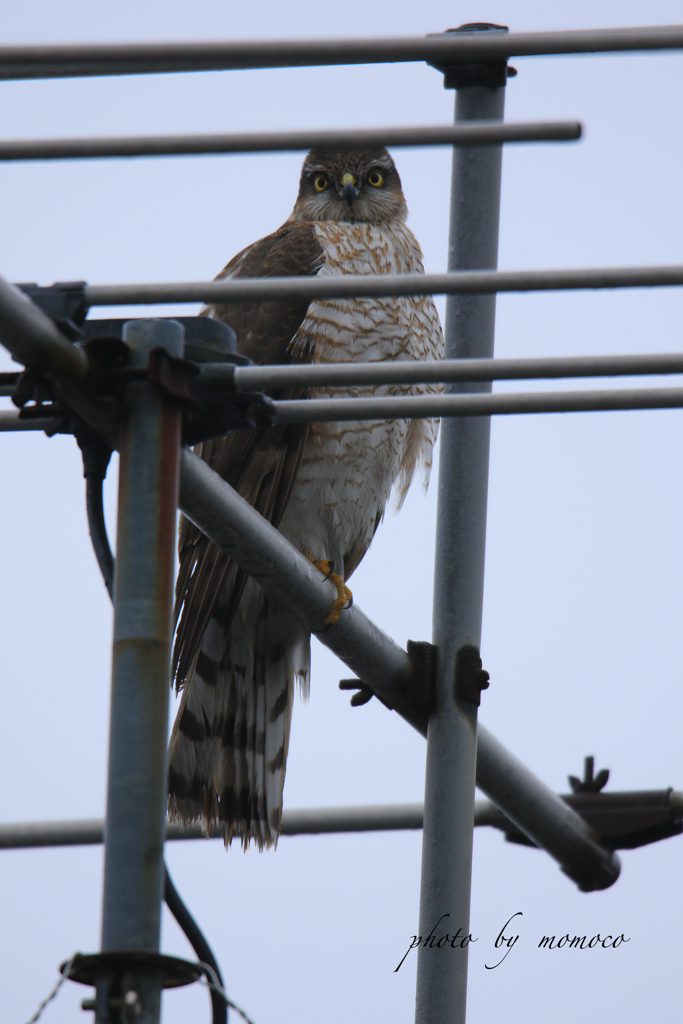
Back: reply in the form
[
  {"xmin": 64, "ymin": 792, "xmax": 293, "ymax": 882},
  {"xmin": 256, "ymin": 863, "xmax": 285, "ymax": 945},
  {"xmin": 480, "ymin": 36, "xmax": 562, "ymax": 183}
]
[{"xmin": 312, "ymin": 559, "xmax": 353, "ymax": 625}]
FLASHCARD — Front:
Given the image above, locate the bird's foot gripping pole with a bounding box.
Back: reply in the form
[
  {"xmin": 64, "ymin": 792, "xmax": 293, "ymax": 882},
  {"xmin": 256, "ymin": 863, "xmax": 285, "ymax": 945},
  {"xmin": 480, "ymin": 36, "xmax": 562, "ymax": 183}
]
[{"xmin": 311, "ymin": 558, "xmax": 353, "ymax": 625}]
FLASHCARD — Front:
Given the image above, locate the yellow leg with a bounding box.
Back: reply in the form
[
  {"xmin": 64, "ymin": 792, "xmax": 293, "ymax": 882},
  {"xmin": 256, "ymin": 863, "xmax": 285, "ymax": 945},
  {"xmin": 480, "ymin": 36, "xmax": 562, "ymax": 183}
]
[{"xmin": 312, "ymin": 559, "xmax": 353, "ymax": 625}]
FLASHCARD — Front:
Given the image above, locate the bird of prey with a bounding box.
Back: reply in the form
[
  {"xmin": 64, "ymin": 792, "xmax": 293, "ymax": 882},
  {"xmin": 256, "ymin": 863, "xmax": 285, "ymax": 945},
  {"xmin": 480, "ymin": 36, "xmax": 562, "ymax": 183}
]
[{"xmin": 168, "ymin": 147, "xmax": 443, "ymax": 849}]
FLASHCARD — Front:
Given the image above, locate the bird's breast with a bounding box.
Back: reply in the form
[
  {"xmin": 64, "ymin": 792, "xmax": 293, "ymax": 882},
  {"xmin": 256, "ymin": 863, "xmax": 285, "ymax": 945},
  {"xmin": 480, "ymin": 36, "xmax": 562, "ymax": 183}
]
[{"xmin": 278, "ymin": 219, "xmax": 443, "ymax": 576}]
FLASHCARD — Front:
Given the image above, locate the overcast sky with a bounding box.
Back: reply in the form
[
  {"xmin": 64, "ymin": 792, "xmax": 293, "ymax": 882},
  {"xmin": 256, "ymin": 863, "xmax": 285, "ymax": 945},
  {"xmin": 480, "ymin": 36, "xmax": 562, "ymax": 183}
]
[{"xmin": 2, "ymin": 2, "xmax": 683, "ymax": 1022}]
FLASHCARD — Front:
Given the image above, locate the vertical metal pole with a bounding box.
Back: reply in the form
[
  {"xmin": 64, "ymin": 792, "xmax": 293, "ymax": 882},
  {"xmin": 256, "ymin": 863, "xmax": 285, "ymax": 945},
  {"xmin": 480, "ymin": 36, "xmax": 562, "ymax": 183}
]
[
  {"xmin": 415, "ymin": 25, "xmax": 509, "ymax": 1023},
  {"xmin": 98, "ymin": 320, "xmax": 183, "ymax": 1023}
]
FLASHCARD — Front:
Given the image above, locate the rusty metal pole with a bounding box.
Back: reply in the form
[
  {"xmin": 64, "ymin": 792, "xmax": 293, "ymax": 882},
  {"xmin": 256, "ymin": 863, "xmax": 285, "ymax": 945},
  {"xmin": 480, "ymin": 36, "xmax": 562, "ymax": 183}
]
[
  {"xmin": 415, "ymin": 24, "xmax": 509, "ymax": 1023},
  {"xmin": 98, "ymin": 319, "xmax": 183, "ymax": 1022}
]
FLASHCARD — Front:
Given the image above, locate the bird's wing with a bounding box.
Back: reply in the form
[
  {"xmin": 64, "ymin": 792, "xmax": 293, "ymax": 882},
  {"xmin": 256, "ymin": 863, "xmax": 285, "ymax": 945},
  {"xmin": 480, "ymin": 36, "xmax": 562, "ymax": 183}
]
[{"xmin": 172, "ymin": 221, "xmax": 324, "ymax": 690}]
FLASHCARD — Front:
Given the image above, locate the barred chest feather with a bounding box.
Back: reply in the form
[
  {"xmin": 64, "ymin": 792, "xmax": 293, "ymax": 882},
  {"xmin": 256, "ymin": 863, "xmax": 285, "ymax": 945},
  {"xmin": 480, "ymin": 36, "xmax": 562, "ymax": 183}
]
[{"xmin": 279, "ymin": 219, "xmax": 444, "ymax": 578}]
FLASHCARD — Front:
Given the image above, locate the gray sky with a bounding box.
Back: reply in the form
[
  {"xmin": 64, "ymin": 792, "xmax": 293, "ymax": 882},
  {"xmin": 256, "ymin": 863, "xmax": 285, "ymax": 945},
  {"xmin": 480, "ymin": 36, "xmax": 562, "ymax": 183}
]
[{"xmin": 1, "ymin": 1, "xmax": 682, "ymax": 1022}]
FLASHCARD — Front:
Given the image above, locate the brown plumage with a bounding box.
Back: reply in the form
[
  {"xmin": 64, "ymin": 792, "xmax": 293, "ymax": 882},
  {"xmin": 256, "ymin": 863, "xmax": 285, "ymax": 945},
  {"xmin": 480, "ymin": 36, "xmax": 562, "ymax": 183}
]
[
  {"xmin": 168, "ymin": 148, "xmax": 443, "ymax": 848},
  {"xmin": 171, "ymin": 223, "xmax": 322, "ymax": 692}
]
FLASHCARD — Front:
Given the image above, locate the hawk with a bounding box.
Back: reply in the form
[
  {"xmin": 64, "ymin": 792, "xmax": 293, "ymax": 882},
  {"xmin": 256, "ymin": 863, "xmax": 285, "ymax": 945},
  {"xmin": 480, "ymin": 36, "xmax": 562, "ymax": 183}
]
[{"xmin": 168, "ymin": 147, "xmax": 444, "ymax": 849}]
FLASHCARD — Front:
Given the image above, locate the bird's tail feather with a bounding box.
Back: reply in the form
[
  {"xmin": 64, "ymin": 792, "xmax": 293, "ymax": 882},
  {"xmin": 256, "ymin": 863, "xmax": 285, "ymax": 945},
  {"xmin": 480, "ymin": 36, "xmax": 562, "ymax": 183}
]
[{"xmin": 168, "ymin": 577, "xmax": 310, "ymax": 850}]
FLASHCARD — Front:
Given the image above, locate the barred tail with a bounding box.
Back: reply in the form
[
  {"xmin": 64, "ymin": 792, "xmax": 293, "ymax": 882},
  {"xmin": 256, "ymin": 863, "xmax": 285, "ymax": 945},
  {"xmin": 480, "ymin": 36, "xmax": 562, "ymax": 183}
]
[{"xmin": 168, "ymin": 577, "xmax": 310, "ymax": 849}]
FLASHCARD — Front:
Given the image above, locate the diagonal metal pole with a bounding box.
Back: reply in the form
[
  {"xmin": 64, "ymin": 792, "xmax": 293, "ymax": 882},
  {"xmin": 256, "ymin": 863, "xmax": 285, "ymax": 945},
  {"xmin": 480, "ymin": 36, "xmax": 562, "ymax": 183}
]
[
  {"xmin": 98, "ymin": 320, "xmax": 183, "ymax": 1023},
  {"xmin": 0, "ymin": 272, "xmax": 620, "ymax": 893},
  {"xmin": 415, "ymin": 25, "xmax": 508, "ymax": 1023}
]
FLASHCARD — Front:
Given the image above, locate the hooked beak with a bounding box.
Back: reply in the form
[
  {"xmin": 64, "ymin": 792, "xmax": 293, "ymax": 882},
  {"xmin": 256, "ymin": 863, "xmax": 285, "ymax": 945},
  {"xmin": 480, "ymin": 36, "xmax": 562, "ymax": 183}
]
[{"xmin": 339, "ymin": 172, "xmax": 359, "ymax": 206}]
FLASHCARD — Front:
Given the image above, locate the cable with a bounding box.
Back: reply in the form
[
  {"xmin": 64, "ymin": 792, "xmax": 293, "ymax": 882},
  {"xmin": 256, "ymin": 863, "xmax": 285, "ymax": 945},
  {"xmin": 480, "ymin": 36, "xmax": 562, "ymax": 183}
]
[
  {"xmin": 22, "ymin": 955, "xmax": 77, "ymax": 1024},
  {"xmin": 164, "ymin": 865, "xmax": 227, "ymax": 1024},
  {"xmin": 76, "ymin": 432, "xmax": 230, "ymax": 1024},
  {"xmin": 74, "ymin": 424, "xmax": 114, "ymax": 598},
  {"xmin": 198, "ymin": 965, "xmax": 257, "ymax": 1024},
  {"xmin": 84, "ymin": 473, "xmax": 114, "ymax": 597}
]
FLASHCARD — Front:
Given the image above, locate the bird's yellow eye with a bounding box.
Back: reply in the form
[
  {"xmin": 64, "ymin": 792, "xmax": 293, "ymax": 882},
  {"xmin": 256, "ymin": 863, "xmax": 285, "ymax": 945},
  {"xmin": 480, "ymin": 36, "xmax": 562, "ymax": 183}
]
[
  {"xmin": 313, "ymin": 175, "xmax": 329, "ymax": 192},
  {"xmin": 367, "ymin": 170, "xmax": 384, "ymax": 187}
]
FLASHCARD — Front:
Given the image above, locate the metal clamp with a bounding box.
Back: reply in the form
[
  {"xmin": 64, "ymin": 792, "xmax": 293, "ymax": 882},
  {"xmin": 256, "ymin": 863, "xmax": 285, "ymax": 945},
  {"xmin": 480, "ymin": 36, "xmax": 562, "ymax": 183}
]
[
  {"xmin": 64, "ymin": 951, "xmax": 201, "ymax": 1020},
  {"xmin": 405, "ymin": 640, "xmax": 437, "ymax": 713},
  {"xmin": 428, "ymin": 23, "xmax": 516, "ymax": 91},
  {"xmin": 338, "ymin": 639, "xmax": 437, "ymax": 712},
  {"xmin": 456, "ymin": 646, "xmax": 490, "ymax": 706},
  {"xmin": 339, "ymin": 678, "xmax": 374, "ymax": 706}
]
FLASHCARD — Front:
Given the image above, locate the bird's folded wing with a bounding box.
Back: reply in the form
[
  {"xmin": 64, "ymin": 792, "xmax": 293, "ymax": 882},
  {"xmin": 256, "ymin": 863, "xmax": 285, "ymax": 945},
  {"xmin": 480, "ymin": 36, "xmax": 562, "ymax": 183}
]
[{"xmin": 172, "ymin": 220, "xmax": 325, "ymax": 690}]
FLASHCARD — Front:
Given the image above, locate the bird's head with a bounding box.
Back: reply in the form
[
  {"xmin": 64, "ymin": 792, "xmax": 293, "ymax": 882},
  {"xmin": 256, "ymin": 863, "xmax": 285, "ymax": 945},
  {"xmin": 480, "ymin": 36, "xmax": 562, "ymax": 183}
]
[{"xmin": 290, "ymin": 148, "xmax": 408, "ymax": 224}]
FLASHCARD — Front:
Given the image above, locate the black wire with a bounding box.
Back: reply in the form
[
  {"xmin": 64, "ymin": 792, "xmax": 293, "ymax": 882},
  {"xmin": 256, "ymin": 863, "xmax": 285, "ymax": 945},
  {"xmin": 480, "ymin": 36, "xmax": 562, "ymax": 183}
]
[
  {"xmin": 74, "ymin": 424, "xmax": 114, "ymax": 598},
  {"xmin": 76, "ymin": 429, "xmax": 228, "ymax": 1024},
  {"xmin": 164, "ymin": 863, "xmax": 228, "ymax": 1024},
  {"xmin": 85, "ymin": 474, "xmax": 114, "ymax": 598}
]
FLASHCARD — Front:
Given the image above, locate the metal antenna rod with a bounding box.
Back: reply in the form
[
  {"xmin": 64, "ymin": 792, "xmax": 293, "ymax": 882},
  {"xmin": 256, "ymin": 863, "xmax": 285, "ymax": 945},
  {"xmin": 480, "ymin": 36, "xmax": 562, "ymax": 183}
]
[
  {"xmin": 98, "ymin": 320, "xmax": 183, "ymax": 1022},
  {"xmin": 415, "ymin": 26, "xmax": 508, "ymax": 1023}
]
